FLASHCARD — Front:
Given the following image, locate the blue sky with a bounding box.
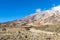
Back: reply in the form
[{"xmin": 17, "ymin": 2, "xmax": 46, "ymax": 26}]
[{"xmin": 0, "ymin": 0, "xmax": 60, "ymax": 22}]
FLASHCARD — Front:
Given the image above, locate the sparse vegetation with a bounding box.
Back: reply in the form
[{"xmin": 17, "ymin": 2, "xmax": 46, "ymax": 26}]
[{"xmin": 1, "ymin": 9, "xmax": 60, "ymax": 40}]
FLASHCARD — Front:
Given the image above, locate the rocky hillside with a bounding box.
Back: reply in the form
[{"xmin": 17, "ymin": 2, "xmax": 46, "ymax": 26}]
[
  {"xmin": 1, "ymin": 6, "xmax": 60, "ymax": 40},
  {"xmin": 1, "ymin": 8, "xmax": 60, "ymax": 28},
  {"xmin": 15, "ymin": 9, "xmax": 60, "ymax": 26}
]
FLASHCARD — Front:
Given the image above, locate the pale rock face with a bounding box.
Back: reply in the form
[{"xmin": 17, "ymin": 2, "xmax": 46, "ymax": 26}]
[
  {"xmin": 24, "ymin": 8, "xmax": 60, "ymax": 25},
  {"xmin": 18, "ymin": 8, "xmax": 60, "ymax": 26}
]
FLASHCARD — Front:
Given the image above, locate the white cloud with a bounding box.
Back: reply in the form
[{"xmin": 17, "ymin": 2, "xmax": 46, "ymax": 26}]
[
  {"xmin": 52, "ymin": 5, "xmax": 60, "ymax": 11},
  {"xmin": 35, "ymin": 5, "xmax": 60, "ymax": 13},
  {"xmin": 36, "ymin": 9, "xmax": 41, "ymax": 13}
]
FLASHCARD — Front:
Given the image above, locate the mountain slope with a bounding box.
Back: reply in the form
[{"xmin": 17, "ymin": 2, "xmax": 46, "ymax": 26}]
[{"xmin": 1, "ymin": 6, "xmax": 60, "ymax": 28}]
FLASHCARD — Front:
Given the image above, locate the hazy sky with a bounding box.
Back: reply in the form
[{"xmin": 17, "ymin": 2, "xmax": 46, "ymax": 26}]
[{"xmin": 0, "ymin": 0, "xmax": 60, "ymax": 22}]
